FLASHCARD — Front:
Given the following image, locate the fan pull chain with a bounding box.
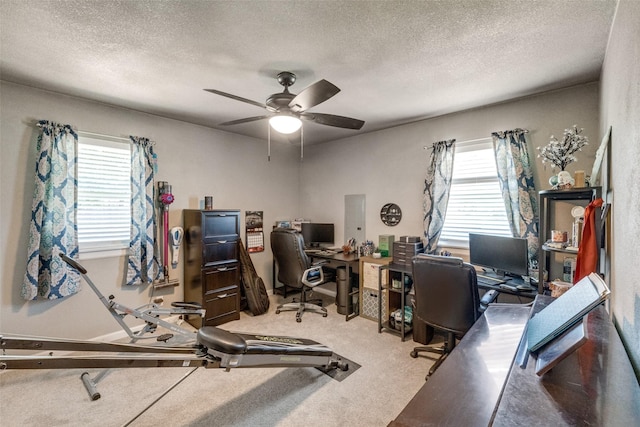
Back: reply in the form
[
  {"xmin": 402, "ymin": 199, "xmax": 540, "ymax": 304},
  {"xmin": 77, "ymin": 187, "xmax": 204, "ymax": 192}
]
[
  {"xmin": 300, "ymin": 124, "xmax": 304, "ymax": 160},
  {"xmin": 267, "ymin": 122, "xmax": 271, "ymax": 162}
]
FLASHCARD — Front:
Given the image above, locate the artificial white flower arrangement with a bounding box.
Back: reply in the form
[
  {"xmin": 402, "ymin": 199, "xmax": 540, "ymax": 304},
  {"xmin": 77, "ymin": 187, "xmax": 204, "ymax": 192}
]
[{"xmin": 537, "ymin": 125, "xmax": 589, "ymax": 171}]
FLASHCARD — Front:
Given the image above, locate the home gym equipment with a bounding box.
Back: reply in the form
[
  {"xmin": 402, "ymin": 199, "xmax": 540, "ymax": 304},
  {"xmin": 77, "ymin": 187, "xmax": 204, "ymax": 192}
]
[
  {"xmin": 0, "ymin": 326, "xmax": 348, "ymax": 403},
  {"xmin": 57, "ymin": 254, "xmax": 203, "ymax": 343},
  {"xmin": 0, "ymin": 255, "xmax": 348, "ymax": 400},
  {"xmin": 0, "ymin": 327, "xmax": 348, "ymax": 372}
]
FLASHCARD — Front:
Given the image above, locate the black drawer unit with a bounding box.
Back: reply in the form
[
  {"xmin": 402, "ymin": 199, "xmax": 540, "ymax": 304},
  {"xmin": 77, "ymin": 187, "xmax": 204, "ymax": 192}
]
[{"xmin": 183, "ymin": 209, "xmax": 241, "ymax": 328}]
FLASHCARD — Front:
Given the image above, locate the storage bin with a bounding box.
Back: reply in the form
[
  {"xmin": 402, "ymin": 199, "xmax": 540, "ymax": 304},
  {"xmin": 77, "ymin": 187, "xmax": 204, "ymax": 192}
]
[{"xmin": 361, "ymin": 288, "xmax": 386, "ymax": 321}]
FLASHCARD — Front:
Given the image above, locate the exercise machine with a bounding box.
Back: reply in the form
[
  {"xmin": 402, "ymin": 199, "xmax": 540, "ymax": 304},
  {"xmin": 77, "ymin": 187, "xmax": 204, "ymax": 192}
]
[
  {"xmin": 57, "ymin": 254, "xmax": 203, "ymax": 342},
  {"xmin": 0, "ymin": 327, "xmax": 346, "ymax": 372},
  {"xmin": 0, "ymin": 326, "xmax": 347, "ymax": 407},
  {"xmin": 0, "ymin": 257, "xmax": 348, "ymax": 400}
]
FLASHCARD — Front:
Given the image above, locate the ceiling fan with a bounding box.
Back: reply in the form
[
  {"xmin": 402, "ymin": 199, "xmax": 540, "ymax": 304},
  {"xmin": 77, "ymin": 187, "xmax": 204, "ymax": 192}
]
[{"xmin": 204, "ymin": 71, "xmax": 365, "ymax": 135}]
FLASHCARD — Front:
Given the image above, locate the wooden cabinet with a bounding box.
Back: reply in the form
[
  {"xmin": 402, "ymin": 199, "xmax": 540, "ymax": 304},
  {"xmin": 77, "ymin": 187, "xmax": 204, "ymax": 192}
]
[{"xmin": 183, "ymin": 209, "xmax": 241, "ymax": 328}]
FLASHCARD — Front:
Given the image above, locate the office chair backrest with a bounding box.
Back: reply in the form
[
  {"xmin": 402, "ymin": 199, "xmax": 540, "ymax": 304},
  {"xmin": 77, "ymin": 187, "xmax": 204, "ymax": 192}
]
[
  {"xmin": 271, "ymin": 228, "xmax": 310, "ymax": 289},
  {"xmin": 412, "ymin": 254, "xmax": 481, "ymax": 336}
]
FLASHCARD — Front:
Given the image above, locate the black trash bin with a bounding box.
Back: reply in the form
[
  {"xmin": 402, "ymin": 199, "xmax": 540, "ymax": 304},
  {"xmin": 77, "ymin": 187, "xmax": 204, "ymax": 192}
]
[{"xmin": 336, "ymin": 266, "xmax": 353, "ymax": 315}]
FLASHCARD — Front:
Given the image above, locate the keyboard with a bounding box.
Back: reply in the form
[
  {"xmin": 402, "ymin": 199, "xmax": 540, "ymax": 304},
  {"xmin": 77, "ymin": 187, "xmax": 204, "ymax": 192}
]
[
  {"xmin": 315, "ymin": 250, "xmax": 337, "ymax": 256},
  {"xmin": 477, "ymin": 275, "xmax": 506, "ymax": 287}
]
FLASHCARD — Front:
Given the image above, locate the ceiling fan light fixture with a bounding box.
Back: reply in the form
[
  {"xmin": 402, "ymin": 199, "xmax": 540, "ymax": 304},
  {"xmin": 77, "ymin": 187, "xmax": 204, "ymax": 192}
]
[{"xmin": 269, "ymin": 114, "xmax": 302, "ymax": 134}]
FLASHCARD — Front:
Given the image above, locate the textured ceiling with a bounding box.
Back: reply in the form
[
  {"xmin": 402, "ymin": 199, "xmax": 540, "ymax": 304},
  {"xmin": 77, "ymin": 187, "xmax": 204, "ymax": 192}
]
[{"xmin": 0, "ymin": 0, "xmax": 617, "ymax": 145}]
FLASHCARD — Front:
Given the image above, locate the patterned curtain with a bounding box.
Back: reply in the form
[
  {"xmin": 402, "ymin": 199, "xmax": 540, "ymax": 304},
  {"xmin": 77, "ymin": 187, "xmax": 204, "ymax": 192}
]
[
  {"xmin": 491, "ymin": 129, "xmax": 539, "ymax": 267},
  {"xmin": 423, "ymin": 139, "xmax": 456, "ymax": 253},
  {"xmin": 22, "ymin": 121, "xmax": 80, "ymax": 300},
  {"xmin": 126, "ymin": 136, "xmax": 163, "ymax": 285}
]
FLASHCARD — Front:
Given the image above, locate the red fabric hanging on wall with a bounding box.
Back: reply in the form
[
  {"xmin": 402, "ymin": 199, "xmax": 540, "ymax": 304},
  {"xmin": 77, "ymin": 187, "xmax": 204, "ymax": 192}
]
[{"xmin": 574, "ymin": 198, "xmax": 604, "ymax": 283}]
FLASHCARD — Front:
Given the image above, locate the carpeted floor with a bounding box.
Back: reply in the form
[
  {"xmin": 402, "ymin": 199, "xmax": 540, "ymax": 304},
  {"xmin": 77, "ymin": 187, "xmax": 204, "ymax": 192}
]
[{"xmin": 0, "ymin": 294, "xmax": 436, "ymax": 426}]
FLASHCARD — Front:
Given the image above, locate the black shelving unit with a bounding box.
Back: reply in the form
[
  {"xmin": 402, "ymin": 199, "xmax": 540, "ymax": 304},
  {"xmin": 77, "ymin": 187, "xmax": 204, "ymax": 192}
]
[
  {"xmin": 378, "ymin": 263, "xmax": 413, "ymax": 341},
  {"xmin": 538, "ymin": 187, "xmax": 602, "ymax": 294}
]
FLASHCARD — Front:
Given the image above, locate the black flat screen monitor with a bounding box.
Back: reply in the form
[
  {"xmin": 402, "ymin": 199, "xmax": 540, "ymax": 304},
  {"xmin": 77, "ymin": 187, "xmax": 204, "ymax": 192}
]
[
  {"xmin": 469, "ymin": 233, "xmax": 529, "ymax": 277},
  {"xmin": 301, "ymin": 223, "xmax": 335, "ymax": 248}
]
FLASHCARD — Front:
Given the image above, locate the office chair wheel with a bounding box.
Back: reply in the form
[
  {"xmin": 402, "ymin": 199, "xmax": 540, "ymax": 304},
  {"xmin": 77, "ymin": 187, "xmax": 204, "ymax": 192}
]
[
  {"xmin": 410, "ymin": 350, "xmax": 418, "ymax": 358},
  {"xmin": 323, "ymin": 313, "xmax": 327, "ymax": 317},
  {"xmin": 296, "ymin": 317, "xmax": 302, "ymax": 323},
  {"xmin": 276, "ymin": 310, "xmax": 281, "ymax": 314}
]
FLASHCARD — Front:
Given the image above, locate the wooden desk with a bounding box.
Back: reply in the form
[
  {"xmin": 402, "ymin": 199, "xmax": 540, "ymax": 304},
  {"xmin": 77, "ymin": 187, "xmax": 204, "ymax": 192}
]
[{"xmin": 390, "ymin": 296, "xmax": 640, "ymax": 426}]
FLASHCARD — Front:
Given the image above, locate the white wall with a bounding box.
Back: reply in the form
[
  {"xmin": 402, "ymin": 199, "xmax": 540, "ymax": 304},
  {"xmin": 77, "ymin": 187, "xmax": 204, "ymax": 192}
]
[
  {"xmin": 0, "ymin": 79, "xmax": 617, "ymax": 348},
  {"xmin": 0, "ymin": 81, "xmax": 300, "ymax": 339},
  {"xmin": 300, "ymin": 83, "xmax": 600, "ymax": 252},
  {"xmin": 599, "ymin": 0, "xmax": 640, "ymax": 374}
]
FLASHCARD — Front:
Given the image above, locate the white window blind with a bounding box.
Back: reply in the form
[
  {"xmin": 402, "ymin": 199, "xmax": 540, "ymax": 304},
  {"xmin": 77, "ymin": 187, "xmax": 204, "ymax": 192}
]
[
  {"xmin": 438, "ymin": 138, "xmax": 511, "ymax": 248},
  {"xmin": 77, "ymin": 135, "xmax": 131, "ymax": 254}
]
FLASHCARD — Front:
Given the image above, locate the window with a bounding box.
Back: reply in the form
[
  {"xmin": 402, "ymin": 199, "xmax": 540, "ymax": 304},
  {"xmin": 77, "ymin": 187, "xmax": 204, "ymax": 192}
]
[
  {"xmin": 438, "ymin": 138, "xmax": 511, "ymax": 248},
  {"xmin": 77, "ymin": 135, "xmax": 131, "ymax": 256}
]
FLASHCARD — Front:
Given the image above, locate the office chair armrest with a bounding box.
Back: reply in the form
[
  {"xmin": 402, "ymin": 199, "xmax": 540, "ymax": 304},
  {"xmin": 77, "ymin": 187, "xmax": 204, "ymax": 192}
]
[
  {"xmin": 302, "ymin": 266, "xmax": 325, "ymax": 287},
  {"xmin": 479, "ymin": 290, "xmax": 499, "ymax": 312}
]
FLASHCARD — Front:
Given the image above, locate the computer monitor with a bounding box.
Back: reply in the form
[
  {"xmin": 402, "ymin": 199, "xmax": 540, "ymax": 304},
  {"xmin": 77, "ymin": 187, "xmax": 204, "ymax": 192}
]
[
  {"xmin": 300, "ymin": 223, "xmax": 335, "ymax": 248},
  {"xmin": 468, "ymin": 233, "xmax": 529, "ymax": 278}
]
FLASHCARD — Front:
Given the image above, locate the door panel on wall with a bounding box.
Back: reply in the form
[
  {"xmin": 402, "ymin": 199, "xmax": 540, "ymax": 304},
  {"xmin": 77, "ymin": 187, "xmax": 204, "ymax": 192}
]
[{"xmin": 345, "ymin": 194, "xmax": 366, "ymax": 245}]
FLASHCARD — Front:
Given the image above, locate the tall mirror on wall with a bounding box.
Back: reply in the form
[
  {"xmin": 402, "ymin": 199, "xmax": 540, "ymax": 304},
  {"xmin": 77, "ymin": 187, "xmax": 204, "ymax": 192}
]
[{"xmin": 345, "ymin": 194, "xmax": 366, "ymax": 246}]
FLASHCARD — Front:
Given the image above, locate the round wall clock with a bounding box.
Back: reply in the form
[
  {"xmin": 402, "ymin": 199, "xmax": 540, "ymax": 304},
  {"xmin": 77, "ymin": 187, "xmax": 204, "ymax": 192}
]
[{"xmin": 380, "ymin": 203, "xmax": 402, "ymax": 226}]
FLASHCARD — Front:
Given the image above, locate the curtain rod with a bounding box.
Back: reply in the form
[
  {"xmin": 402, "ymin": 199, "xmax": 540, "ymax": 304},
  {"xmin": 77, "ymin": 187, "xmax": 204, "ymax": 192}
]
[
  {"xmin": 423, "ymin": 136, "xmax": 491, "ymax": 150},
  {"xmin": 77, "ymin": 130, "xmax": 156, "ymax": 145},
  {"xmin": 31, "ymin": 121, "xmax": 155, "ymax": 144},
  {"xmin": 77, "ymin": 130, "xmax": 131, "ymax": 142},
  {"xmin": 76, "ymin": 130, "xmax": 156, "ymax": 145}
]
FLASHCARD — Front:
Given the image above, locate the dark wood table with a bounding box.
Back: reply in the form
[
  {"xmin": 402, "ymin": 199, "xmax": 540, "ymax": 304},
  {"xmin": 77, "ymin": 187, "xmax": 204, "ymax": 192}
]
[{"xmin": 390, "ymin": 296, "xmax": 640, "ymax": 426}]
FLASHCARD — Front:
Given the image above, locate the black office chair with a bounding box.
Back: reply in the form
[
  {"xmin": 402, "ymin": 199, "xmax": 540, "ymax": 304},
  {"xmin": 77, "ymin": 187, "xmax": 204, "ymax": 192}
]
[
  {"xmin": 410, "ymin": 254, "xmax": 497, "ymax": 379},
  {"xmin": 271, "ymin": 228, "xmax": 335, "ymax": 322}
]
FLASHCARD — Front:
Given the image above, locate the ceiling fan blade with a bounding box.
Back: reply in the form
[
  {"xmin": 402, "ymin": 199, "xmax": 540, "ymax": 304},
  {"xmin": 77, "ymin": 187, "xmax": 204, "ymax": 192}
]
[
  {"xmin": 219, "ymin": 115, "xmax": 271, "ymax": 126},
  {"xmin": 204, "ymin": 89, "xmax": 276, "ymax": 112},
  {"xmin": 288, "ymin": 80, "xmax": 340, "ymax": 112},
  {"xmin": 301, "ymin": 112, "xmax": 365, "ymax": 130}
]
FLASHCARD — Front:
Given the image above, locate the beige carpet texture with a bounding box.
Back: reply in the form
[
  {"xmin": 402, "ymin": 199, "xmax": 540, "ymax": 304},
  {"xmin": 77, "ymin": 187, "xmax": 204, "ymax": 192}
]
[{"xmin": 0, "ymin": 294, "xmax": 436, "ymax": 426}]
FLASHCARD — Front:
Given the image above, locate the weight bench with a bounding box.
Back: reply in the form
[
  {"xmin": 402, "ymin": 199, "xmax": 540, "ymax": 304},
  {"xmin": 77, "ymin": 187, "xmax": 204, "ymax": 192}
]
[{"xmin": 197, "ymin": 326, "xmax": 344, "ymax": 371}]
